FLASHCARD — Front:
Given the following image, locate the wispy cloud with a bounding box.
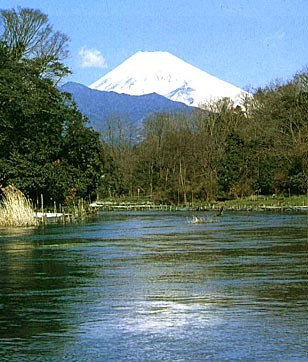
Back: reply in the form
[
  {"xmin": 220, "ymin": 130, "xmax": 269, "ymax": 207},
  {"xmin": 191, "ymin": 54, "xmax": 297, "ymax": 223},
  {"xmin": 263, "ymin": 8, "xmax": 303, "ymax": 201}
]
[{"xmin": 78, "ymin": 47, "xmax": 107, "ymax": 68}]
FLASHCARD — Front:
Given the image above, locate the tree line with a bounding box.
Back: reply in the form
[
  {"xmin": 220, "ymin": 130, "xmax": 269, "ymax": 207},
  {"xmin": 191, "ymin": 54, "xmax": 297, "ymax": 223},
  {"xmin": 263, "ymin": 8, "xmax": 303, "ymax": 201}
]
[
  {"xmin": 1, "ymin": 8, "xmax": 307, "ymax": 207},
  {"xmin": 99, "ymin": 74, "xmax": 308, "ymax": 204}
]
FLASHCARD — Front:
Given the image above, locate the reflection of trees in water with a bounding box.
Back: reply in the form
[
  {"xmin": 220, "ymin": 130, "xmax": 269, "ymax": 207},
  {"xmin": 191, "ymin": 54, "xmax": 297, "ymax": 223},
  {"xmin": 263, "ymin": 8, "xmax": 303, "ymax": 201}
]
[
  {"xmin": 0, "ymin": 239, "xmax": 97, "ymax": 339},
  {"xmin": 228, "ymin": 227, "xmax": 308, "ymax": 304},
  {"xmin": 139, "ymin": 228, "xmax": 308, "ymax": 307}
]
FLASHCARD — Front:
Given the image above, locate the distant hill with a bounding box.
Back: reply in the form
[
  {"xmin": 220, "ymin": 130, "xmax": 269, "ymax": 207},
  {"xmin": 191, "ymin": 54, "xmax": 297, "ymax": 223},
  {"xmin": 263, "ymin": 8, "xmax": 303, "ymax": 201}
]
[{"xmin": 60, "ymin": 82, "xmax": 195, "ymax": 132}]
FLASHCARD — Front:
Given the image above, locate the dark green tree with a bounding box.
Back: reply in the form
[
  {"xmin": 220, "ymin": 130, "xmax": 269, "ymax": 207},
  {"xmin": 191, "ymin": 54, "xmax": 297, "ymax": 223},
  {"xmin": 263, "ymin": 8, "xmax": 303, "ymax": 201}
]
[
  {"xmin": 0, "ymin": 9, "xmax": 104, "ymax": 204},
  {"xmin": 60, "ymin": 106, "xmax": 104, "ymax": 200}
]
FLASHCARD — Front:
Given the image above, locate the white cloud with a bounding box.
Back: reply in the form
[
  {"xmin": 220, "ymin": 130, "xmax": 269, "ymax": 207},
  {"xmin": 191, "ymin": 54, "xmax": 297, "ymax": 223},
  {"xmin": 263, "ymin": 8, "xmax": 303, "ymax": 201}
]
[{"xmin": 79, "ymin": 47, "xmax": 107, "ymax": 68}]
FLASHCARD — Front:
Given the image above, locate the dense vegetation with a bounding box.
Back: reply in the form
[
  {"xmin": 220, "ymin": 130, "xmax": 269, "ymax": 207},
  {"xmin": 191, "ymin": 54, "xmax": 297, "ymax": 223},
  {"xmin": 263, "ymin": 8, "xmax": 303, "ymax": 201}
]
[
  {"xmin": 0, "ymin": 8, "xmax": 103, "ymax": 205},
  {"xmin": 99, "ymin": 78, "xmax": 307, "ymax": 204},
  {"xmin": 1, "ymin": 7, "xmax": 307, "ymax": 207}
]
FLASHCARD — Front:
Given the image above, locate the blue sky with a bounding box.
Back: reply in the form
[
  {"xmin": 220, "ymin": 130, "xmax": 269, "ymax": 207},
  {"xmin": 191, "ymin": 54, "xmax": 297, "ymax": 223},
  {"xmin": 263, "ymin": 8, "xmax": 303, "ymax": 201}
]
[{"xmin": 2, "ymin": 0, "xmax": 308, "ymax": 91}]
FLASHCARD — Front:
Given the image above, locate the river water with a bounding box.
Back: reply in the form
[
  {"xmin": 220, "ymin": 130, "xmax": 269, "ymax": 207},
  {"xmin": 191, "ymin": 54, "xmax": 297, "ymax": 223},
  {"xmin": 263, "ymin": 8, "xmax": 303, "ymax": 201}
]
[{"xmin": 0, "ymin": 211, "xmax": 307, "ymax": 361}]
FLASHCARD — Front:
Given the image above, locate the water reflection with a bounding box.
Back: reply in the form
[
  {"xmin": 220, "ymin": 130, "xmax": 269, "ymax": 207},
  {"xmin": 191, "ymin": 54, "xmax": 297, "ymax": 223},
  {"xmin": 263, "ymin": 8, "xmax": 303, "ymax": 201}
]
[
  {"xmin": 0, "ymin": 211, "xmax": 307, "ymax": 361},
  {"xmin": 0, "ymin": 235, "xmax": 97, "ymax": 341}
]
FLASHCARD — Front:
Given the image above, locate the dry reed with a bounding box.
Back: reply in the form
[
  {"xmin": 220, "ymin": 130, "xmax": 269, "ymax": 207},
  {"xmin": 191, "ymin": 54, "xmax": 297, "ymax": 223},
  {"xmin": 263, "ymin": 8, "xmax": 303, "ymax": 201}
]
[{"xmin": 0, "ymin": 185, "xmax": 38, "ymax": 227}]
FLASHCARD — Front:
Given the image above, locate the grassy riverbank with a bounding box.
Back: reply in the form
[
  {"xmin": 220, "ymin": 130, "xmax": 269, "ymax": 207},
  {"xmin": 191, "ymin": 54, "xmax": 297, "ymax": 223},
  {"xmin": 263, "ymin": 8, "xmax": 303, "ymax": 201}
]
[
  {"xmin": 92, "ymin": 194, "xmax": 308, "ymax": 213},
  {"xmin": 219, "ymin": 194, "xmax": 308, "ymax": 211},
  {"xmin": 1, "ymin": 191, "xmax": 305, "ymax": 228}
]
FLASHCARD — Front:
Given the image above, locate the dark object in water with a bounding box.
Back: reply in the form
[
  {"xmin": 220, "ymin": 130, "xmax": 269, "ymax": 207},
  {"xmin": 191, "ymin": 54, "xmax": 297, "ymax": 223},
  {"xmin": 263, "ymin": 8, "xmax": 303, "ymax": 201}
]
[{"xmin": 216, "ymin": 206, "xmax": 224, "ymax": 216}]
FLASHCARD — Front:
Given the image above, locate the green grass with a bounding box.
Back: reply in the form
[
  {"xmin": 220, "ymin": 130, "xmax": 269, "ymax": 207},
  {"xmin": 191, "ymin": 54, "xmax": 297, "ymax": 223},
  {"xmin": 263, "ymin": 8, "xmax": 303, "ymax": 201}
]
[
  {"xmin": 220, "ymin": 194, "xmax": 308, "ymax": 209},
  {"xmin": 97, "ymin": 194, "xmax": 308, "ymax": 212}
]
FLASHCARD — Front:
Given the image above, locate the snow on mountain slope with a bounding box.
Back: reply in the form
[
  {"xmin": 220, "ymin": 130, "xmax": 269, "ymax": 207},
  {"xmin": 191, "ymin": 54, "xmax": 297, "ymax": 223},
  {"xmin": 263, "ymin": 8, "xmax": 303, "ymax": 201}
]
[{"xmin": 89, "ymin": 51, "xmax": 246, "ymax": 107}]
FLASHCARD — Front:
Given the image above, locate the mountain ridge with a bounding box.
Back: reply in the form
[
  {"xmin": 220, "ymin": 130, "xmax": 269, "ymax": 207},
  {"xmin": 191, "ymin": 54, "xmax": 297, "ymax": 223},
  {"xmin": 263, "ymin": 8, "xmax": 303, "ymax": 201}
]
[{"xmin": 60, "ymin": 81, "xmax": 196, "ymax": 132}]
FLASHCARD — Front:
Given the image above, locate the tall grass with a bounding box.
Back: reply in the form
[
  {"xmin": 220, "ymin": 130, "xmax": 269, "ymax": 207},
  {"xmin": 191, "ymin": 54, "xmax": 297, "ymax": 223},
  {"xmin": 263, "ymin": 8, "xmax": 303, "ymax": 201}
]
[{"xmin": 0, "ymin": 185, "xmax": 38, "ymax": 227}]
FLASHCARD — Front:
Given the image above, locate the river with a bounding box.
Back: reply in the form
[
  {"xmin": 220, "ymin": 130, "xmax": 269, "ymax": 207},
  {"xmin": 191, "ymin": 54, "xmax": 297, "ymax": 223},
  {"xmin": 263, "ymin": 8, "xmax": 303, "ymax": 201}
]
[{"xmin": 0, "ymin": 211, "xmax": 307, "ymax": 361}]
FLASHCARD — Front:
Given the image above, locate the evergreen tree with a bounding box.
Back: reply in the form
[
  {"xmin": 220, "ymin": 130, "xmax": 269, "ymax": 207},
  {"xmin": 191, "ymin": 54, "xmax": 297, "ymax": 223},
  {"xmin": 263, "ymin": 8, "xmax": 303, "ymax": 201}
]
[{"xmin": 0, "ymin": 9, "xmax": 103, "ymax": 204}]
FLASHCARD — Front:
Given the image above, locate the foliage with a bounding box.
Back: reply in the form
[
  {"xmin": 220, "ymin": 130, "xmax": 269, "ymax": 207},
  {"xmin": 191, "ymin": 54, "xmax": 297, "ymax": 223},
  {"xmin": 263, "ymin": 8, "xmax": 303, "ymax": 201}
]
[
  {"xmin": 99, "ymin": 75, "xmax": 307, "ymax": 204},
  {"xmin": 0, "ymin": 7, "xmax": 307, "ymax": 207},
  {"xmin": 0, "ymin": 8, "xmax": 103, "ymax": 206}
]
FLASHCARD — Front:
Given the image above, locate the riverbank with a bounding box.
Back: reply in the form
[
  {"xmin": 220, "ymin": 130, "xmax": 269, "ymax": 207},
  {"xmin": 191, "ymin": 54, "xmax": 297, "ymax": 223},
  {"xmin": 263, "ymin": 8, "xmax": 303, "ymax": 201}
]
[
  {"xmin": 216, "ymin": 194, "xmax": 308, "ymax": 213},
  {"xmin": 90, "ymin": 195, "xmax": 308, "ymax": 213}
]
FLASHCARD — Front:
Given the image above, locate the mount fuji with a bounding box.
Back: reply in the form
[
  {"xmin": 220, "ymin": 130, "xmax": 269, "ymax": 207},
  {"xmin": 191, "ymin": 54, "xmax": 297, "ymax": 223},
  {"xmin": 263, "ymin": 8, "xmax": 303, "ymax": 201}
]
[{"xmin": 89, "ymin": 51, "xmax": 246, "ymax": 107}]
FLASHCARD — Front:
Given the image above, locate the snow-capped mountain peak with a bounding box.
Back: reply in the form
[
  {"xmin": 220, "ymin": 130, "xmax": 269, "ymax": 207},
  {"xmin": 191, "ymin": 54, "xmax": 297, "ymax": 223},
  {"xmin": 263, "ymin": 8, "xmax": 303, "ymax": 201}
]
[{"xmin": 89, "ymin": 51, "xmax": 246, "ymax": 107}]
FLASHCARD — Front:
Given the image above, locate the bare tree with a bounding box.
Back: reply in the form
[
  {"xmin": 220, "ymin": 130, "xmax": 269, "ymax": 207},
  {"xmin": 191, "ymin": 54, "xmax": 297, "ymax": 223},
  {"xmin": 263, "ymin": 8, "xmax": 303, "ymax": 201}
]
[{"xmin": 0, "ymin": 7, "xmax": 70, "ymax": 82}]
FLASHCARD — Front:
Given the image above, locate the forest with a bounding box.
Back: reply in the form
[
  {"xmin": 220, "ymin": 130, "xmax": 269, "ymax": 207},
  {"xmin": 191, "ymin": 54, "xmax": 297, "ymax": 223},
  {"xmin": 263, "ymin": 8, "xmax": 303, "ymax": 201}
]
[
  {"xmin": 100, "ymin": 78, "xmax": 308, "ymax": 204},
  {"xmin": 0, "ymin": 8, "xmax": 307, "ymax": 206}
]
